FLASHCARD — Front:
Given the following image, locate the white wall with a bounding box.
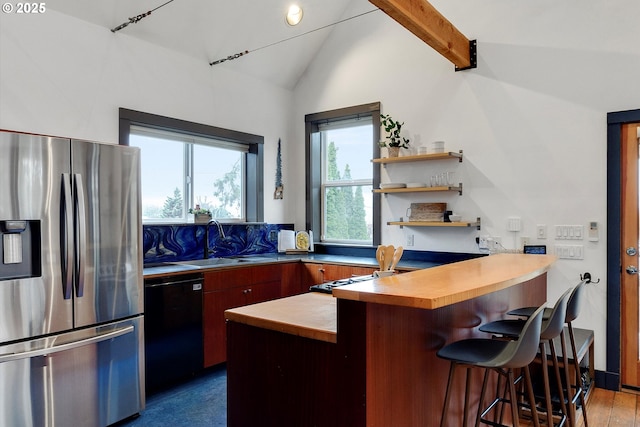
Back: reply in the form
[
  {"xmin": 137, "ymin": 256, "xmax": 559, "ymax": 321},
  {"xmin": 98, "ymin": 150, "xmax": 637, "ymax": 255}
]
[
  {"xmin": 293, "ymin": 0, "xmax": 640, "ymax": 371},
  {"xmin": 0, "ymin": 9, "xmax": 296, "ymax": 224}
]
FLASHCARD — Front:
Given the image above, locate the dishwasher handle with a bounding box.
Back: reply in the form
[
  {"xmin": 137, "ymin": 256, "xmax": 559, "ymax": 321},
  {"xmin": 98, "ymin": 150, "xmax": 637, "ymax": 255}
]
[
  {"xmin": 145, "ymin": 280, "xmax": 203, "ymax": 290},
  {"xmin": 144, "ymin": 273, "xmax": 204, "ymax": 289}
]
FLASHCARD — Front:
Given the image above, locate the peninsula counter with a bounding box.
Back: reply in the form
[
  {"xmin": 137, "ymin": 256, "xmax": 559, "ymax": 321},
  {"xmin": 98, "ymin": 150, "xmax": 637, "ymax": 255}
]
[{"xmin": 225, "ymin": 253, "xmax": 556, "ymax": 427}]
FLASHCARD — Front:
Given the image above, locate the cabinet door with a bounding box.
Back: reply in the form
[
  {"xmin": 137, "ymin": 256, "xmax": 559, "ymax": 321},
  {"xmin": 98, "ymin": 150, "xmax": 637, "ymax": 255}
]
[
  {"xmin": 323, "ymin": 264, "xmax": 376, "ymax": 281},
  {"xmin": 204, "ymin": 268, "xmax": 250, "ymax": 292},
  {"xmin": 281, "ymin": 262, "xmax": 314, "ymax": 296},
  {"xmin": 304, "ymin": 263, "xmax": 326, "ymax": 284},
  {"xmin": 203, "ymin": 265, "xmax": 283, "ymax": 367},
  {"xmin": 203, "ymin": 286, "xmax": 247, "ymax": 367},
  {"xmin": 248, "ymin": 280, "xmax": 281, "ymax": 304}
]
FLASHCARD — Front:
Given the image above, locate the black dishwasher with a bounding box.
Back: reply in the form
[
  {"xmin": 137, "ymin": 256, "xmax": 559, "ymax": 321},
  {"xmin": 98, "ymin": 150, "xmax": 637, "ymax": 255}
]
[{"xmin": 144, "ymin": 273, "xmax": 204, "ymax": 393}]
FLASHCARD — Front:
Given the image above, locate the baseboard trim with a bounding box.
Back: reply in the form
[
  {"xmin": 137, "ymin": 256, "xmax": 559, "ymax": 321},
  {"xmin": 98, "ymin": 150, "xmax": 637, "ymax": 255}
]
[{"xmin": 595, "ymin": 370, "xmax": 620, "ymax": 391}]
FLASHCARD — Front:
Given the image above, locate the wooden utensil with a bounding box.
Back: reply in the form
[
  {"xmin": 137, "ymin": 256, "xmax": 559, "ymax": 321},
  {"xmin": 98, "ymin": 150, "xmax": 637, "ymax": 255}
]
[
  {"xmin": 376, "ymin": 245, "xmax": 384, "ymax": 271},
  {"xmin": 383, "ymin": 245, "xmax": 395, "ymax": 271},
  {"xmin": 389, "ymin": 246, "xmax": 404, "ymax": 271}
]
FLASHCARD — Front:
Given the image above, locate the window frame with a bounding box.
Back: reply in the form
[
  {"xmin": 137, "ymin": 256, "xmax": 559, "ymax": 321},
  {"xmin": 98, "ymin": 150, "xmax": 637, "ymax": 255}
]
[
  {"xmin": 305, "ymin": 102, "xmax": 381, "ymax": 247},
  {"xmin": 119, "ymin": 108, "xmax": 264, "ymax": 223}
]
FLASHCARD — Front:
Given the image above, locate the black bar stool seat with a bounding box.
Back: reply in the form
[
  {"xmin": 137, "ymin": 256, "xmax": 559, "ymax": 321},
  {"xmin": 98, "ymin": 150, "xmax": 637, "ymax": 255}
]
[
  {"xmin": 477, "ymin": 320, "xmax": 527, "ymax": 337},
  {"xmin": 501, "ymin": 281, "xmax": 589, "ymax": 427},
  {"xmin": 480, "ymin": 288, "xmax": 573, "ymax": 427},
  {"xmin": 437, "ymin": 305, "xmax": 546, "ymax": 427}
]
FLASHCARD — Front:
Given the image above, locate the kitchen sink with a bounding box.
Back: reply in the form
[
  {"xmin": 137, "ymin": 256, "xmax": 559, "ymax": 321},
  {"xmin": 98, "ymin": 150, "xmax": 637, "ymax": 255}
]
[
  {"xmin": 175, "ymin": 256, "xmax": 277, "ymax": 267},
  {"xmin": 175, "ymin": 258, "xmax": 240, "ymax": 267},
  {"xmin": 229, "ymin": 256, "xmax": 277, "ymax": 263},
  {"xmin": 145, "ymin": 255, "xmax": 279, "ymax": 270}
]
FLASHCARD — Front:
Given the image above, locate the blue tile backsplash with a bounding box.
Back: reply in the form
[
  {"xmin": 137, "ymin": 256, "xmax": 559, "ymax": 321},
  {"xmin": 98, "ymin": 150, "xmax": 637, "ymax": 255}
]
[{"xmin": 143, "ymin": 223, "xmax": 294, "ymax": 264}]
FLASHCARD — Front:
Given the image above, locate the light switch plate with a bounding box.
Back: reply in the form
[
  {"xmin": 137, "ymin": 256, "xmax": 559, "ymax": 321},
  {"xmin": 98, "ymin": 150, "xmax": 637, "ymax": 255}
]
[
  {"xmin": 588, "ymin": 221, "xmax": 599, "ymax": 242},
  {"xmin": 537, "ymin": 224, "xmax": 547, "ymax": 239}
]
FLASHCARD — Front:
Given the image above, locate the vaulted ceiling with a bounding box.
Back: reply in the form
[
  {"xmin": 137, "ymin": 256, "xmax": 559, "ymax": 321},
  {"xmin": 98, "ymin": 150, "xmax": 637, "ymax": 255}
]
[{"xmin": 47, "ymin": 0, "xmax": 374, "ymax": 89}]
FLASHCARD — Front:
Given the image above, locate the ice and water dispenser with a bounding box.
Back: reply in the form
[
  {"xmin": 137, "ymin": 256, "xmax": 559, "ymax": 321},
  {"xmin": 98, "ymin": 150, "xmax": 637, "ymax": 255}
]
[{"xmin": 0, "ymin": 220, "xmax": 41, "ymax": 280}]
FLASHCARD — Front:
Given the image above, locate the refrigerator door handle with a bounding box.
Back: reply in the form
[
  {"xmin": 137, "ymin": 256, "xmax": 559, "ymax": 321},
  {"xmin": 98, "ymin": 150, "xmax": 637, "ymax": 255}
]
[
  {"xmin": 74, "ymin": 173, "xmax": 87, "ymax": 298},
  {"xmin": 61, "ymin": 173, "xmax": 74, "ymax": 300},
  {"xmin": 0, "ymin": 325, "xmax": 134, "ymax": 363}
]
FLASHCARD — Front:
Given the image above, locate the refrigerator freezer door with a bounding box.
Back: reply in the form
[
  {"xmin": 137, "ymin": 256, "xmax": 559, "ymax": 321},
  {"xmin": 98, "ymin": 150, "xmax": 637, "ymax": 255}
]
[
  {"xmin": 71, "ymin": 140, "xmax": 143, "ymax": 328},
  {"xmin": 0, "ymin": 132, "xmax": 73, "ymax": 343},
  {"xmin": 0, "ymin": 317, "xmax": 145, "ymax": 427}
]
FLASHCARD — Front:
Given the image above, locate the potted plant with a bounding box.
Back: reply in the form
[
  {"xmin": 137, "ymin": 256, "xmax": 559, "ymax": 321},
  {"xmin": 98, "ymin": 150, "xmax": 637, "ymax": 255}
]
[
  {"xmin": 189, "ymin": 206, "xmax": 212, "ymax": 223},
  {"xmin": 379, "ymin": 113, "xmax": 410, "ymax": 157}
]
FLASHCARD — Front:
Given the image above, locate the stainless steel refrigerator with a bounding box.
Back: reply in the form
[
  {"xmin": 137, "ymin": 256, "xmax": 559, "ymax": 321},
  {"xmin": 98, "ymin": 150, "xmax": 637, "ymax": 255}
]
[{"xmin": 0, "ymin": 131, "xmax": 144, "ymax": 426}]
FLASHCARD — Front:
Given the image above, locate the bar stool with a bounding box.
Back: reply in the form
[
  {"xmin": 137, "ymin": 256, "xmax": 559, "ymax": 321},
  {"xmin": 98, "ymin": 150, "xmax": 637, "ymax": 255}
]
[
  {"xmin": 479, "ymin": 288, "xmax": 573, "ymax": 426},
  {"xmin": 508, "ymin": 280, "xmax": 589, "ymax": 427},
  {"xmin": 437, "ymin": 305, "xmax": 546, "ymax": 427}
]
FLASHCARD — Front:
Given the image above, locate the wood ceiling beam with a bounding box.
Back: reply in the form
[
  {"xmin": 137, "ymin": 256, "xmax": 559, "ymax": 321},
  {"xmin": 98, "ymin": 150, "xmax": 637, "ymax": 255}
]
[{"xmin": 369, "ymin": 0, "xmax": 476, "ymax": 71}]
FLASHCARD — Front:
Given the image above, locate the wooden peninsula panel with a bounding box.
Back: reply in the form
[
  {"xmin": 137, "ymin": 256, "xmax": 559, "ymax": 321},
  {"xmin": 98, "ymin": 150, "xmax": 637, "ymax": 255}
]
[{"xmin": 226, "ymin": 254, "xmax": 556, "ymax": 427}]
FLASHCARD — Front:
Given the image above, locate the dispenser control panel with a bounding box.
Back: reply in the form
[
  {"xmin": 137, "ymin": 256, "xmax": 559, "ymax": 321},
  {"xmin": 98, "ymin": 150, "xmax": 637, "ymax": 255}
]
[{"xmin": 0, "ymin": 220, "xmax": 41, "ymax": 280}]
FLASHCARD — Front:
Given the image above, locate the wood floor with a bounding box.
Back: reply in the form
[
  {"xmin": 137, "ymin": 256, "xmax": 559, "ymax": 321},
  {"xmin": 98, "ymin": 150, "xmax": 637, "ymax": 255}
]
[{"xmin": 518, "ymin": 387, "xmax": 640, "ymax": 427}]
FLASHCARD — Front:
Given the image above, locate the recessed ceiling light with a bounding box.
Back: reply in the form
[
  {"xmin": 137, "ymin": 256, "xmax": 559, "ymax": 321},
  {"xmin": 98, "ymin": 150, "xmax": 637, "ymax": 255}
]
[{"xmin": 286, "ymin": 4, "xmax": 303, "ymax": 26}]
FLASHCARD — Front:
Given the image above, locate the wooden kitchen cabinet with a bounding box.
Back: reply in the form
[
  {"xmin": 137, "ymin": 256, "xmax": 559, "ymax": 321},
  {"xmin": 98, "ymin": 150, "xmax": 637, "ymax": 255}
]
[
  {"xmin": 204, "ymin": 261, "xmax": 381, "ymax": 367},
  {"xmin": 280, "ymin": 262, "xmax": 312, "ymax": 297},
  {"xmin": 203, "ymin": 264, "xmax": 281, "ymax": 367},
  {"xmin": 304, "ymin": 263, "xmax": 377, "ymax": 284},
  {"xmin": 324, "ymin": 264, "xmax": 376, "ymax": 281},
  {"xmin": 304, "ymin": 263, "xmax": 325, "ymax": 285}
]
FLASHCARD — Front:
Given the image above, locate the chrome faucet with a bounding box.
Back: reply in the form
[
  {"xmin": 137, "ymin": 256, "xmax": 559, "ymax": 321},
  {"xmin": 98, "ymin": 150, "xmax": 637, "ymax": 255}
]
[{"xmin": 204, "ymin": 219, "xmax": 226, "ymax": 259}]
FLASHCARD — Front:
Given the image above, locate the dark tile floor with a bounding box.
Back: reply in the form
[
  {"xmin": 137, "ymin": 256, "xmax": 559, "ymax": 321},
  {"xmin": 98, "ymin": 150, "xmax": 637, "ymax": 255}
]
[{"xmin": 115, "ymin": 365, "xmax": 227, "ymax": 427}]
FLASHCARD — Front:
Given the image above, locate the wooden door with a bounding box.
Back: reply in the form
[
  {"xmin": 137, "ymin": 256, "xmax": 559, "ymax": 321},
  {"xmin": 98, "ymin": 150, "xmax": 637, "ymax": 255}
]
[{"xmin": 621, "ymin": 123, "xmax": 640, "ymax": 387}]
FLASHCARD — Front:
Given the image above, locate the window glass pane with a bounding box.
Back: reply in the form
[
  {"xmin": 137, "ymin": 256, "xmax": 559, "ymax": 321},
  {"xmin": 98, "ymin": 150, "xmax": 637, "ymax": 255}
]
[
  {"xmin": 130, "ymin": 134, "xmax": 185, "ymax": 221},
  {"xmin": 323, "ymin": 184, "xmax": 373, "ymax": 243},
  {"xmin": 193, "ymin": 145, "xmax": 244, "ymax": 220},
  {"xmin": 322, "ymin": 124, "xmax": 373, "ymax": 182}
]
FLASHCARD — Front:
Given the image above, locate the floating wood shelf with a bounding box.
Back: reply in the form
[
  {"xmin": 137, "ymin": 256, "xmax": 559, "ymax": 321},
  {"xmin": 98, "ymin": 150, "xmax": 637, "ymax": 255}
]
[
  {"xmin": 388, "ymin": 217, "xmax": 481, "ymax": 230},
  {"xmin": 372, "ymin": 150, "xmax": 463, "ymax": 166},
  {"xmin": 374, "ymin": 184, "xmax": 463, "ymax": 196}
]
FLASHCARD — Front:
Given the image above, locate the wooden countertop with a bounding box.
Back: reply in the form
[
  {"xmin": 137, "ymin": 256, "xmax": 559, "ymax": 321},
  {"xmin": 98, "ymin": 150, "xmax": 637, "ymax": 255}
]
[
  {"xmin": 332, "ymin": 253, "xmax": 556, "ymax": 309},
  {"xmin": 225, "ymin": 254, "xmax": 556, "ymax": 342},
  {"xmin": 225, "ymin": 292, "xmax": 337, "ymax": 343}
]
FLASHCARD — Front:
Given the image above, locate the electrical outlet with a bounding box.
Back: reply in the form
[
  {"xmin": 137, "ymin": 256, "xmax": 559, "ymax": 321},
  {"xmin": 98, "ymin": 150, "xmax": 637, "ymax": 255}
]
[
  {"xmin": 520, "ymin": 236, "xmax": 530, "ymax": 247},
  {"xmin": 489, "ymin": 236, "xmax": 502, "ymax": 251},
  {"xmin": 406, "ymin": 234, "xmax": 414, "ymax": 247},
  {"xmin": 478, "ymin": 236, "xmax": 490, "ymax": 250}
]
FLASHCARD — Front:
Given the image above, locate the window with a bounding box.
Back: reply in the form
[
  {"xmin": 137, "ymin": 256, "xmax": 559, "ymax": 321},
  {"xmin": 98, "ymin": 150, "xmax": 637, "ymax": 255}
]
[
  {"xmin": 306, "ymin": 103, "xmax": 381, "ymax": 246},
  {"xmin": 119, "ymin": 109, "xmax": 264, "ymax": 223},
  {"xmin": 130, "ymin": 127, "xmax": 247, "ymax": 221}
]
